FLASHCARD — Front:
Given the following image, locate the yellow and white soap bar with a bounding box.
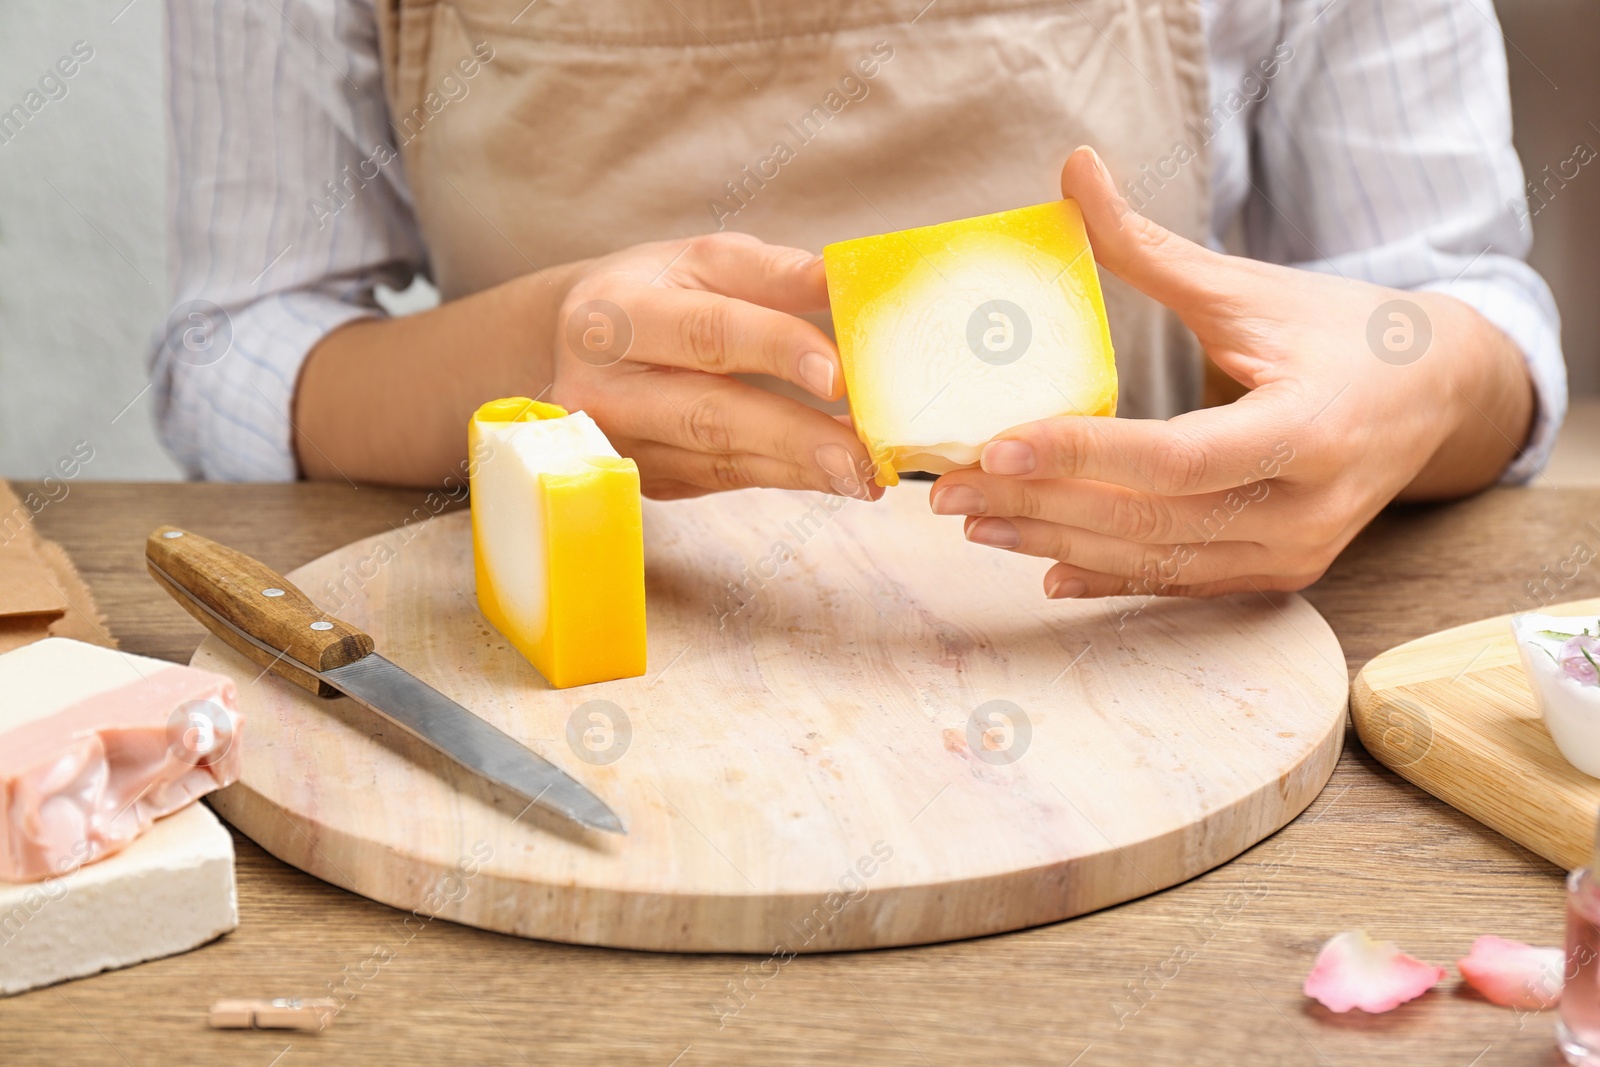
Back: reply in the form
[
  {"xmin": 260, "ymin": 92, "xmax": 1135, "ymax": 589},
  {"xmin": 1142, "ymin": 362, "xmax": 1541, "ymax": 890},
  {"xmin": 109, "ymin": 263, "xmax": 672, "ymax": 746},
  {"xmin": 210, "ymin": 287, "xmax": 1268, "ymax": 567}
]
[
  {"xmin": 469, "ymin": 398, "xmax": 646, "ymax": 689},
  {"xmin": 823, "ymin": 200, "xmax": 1117, "ymax": 487}
]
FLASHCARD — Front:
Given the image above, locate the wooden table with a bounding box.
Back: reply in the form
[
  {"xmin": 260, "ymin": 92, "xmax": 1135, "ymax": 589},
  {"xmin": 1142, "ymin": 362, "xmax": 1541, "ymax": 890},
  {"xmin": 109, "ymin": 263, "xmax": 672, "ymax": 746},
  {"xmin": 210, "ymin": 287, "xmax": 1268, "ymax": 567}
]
[{"xmin": 0, "ymin": 482, "xmax": 1588, "ymax": 1066}]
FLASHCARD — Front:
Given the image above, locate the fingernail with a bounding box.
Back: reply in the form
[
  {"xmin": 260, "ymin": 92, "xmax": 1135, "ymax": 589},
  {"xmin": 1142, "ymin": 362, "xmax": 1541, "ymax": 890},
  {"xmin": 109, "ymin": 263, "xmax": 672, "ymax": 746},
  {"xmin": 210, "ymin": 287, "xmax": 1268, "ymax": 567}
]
[
  {"xmin": 981, "ymin": 440, "xmax": 1035, "ymax": 475},
  {"xmin": 966, "ymin": 518, "xmax": 1020, "ymax": 549},
  {"xmin": 1047, "ymin": 577, "xmax": 1088, "ymax": 599},
  {"xmin": 799, "ymin": 351, "xmax": 836, "ymax": 398},
  {"xmin": 816, "ymin": 441, "xmax": 873, "ymax": 499},
  {"xmin": 931, "ymin": 485, "xmax": 984, "ymax": 515},
  {"xmin": 814, "ymin": 442, "xmax": 853, "ymax": 479},
  {"xmin": 830, "ymin": 477, "xmax": 869, "ymax": 499},
  {"xmin": 1090, "ymin": 149, "xmax": 1113, "ymax": 184}
]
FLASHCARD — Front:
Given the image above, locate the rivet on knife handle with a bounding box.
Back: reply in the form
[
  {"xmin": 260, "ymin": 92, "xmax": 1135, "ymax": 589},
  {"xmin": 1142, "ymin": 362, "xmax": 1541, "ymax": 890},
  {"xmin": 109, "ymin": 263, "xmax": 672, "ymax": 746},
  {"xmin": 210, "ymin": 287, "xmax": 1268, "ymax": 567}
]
[{"xmin": 145, "ymin": 525, "xmax": 374, "ymax": 698}]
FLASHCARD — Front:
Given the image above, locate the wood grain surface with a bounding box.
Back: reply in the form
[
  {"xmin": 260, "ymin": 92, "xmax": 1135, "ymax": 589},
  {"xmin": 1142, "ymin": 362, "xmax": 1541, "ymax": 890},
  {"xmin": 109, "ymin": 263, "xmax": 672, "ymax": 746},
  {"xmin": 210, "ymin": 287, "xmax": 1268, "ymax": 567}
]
[
  {"xmin": 0, "ymin": 482, "xmax": 1592, "ymax": 1067},
  {"xmin": 1352, "ymin": 597, "xmax": 1600, "ymax": 870},
  {"xmin": 196, "ymin": 488, "xmax": 1347, "ymax": 951}
]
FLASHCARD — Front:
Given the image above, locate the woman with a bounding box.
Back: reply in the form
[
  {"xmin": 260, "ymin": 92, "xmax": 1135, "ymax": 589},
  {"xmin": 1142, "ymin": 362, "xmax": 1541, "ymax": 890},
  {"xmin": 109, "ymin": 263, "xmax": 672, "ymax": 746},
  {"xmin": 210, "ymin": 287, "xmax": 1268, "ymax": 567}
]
[{"xmin": 155, "ymin": 0, "xmax": 1562, "ymax": 599}]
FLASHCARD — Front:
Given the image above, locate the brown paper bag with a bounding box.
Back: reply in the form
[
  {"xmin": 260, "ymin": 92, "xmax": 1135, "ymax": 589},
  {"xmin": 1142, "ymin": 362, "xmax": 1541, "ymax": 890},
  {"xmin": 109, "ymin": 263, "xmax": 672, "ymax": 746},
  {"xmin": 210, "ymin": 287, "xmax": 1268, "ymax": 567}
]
[{"xmin": 0, "ymin": 481, "xmax": 112, "ymax": 652}]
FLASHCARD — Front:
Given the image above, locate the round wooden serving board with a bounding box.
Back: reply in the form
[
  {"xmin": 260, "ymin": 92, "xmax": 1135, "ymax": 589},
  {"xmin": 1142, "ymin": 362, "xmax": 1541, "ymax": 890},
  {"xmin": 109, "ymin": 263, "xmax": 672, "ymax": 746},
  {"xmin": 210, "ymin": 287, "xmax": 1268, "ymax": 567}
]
[{"xmin": 199, "ymin": 486, "xmax": 1348, "ymax": 953}]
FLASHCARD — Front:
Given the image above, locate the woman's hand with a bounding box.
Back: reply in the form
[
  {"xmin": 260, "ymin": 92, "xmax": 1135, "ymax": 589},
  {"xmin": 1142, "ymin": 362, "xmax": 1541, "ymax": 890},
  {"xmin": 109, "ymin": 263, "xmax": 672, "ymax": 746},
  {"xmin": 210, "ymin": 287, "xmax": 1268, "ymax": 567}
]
[
  {"xmin": 928, "ymin": 147, "xmax": 1535, "ymax": 599},
  {"xmin": 551, "ymin": 232, "xmax": 879, "ymax": 501},
  {"xmin": 296, "ymin": 230, "xmax": 878, "ymax": 495}
]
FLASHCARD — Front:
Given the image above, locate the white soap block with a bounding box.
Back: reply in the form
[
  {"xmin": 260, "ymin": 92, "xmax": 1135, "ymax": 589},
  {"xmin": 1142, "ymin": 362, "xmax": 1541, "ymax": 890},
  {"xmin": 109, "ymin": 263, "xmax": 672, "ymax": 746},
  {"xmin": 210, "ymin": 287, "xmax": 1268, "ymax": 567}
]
[{"xmin": 0, "ymin": 802, "xmax": 238, "ymax": 996}]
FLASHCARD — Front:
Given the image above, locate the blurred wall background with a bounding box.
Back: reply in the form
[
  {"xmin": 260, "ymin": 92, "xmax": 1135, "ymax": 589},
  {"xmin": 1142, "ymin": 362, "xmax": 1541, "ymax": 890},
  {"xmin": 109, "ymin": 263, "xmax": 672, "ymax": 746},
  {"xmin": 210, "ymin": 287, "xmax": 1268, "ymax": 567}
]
[
  {"xmin": 0, "ymin": 0, "xmax": 178, "ymax": 480},
  {"xmin": 1500, "ymin": 0, "xmax": 1600, "ymax": 400},
  {"xmin": 0, "ymin": 0, "xmax": 1595, "ymax": 480}
]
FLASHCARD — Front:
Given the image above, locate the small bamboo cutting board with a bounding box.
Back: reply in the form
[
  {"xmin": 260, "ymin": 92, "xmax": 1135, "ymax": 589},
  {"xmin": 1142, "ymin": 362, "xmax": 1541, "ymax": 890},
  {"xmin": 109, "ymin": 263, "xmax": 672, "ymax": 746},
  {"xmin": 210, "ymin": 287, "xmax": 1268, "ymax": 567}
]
[
  {"xmin": 197, "ymin": 486, "xmax": 1348, "ymax": 952},
  {"xmin": 1352, "ymin": 598, "xmax": 1600, "ymax": 871}
]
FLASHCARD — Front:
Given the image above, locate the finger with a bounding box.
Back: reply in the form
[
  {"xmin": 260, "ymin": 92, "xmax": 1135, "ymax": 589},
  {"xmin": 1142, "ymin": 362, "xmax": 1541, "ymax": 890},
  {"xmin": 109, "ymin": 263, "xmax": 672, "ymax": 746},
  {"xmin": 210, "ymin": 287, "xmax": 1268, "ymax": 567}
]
[
  {"xmin": 637, "ymin": 476, "xmax": 713, "ymax": 501},
  {"xmin": 1040, "ymin": 561, "xmax": 1318, "ymax": 600},
  {"xmin": 963, "ymin": 515, "xmax": 1270, "ymax": 585},
  {"xmin": 930, "ymin": 472, "xmax": 1270, "ymax": 543},
  {"xmin": 617, "ymin": 285, "xmax": 842, "ymax": 400},
  {"xmin": 977, "ymin": 393, "xmax": 1299, "ymax": 495},
  {"xmin": 622, "ymin": 441, "xmax": 831, "ymax": 496},
  {"xmin": 663, "ymin": 232, "xmax": 829, "ymax": 315},
  {"xmin": 1059, "ymin": 147, "xmax": 1234, "ymax": 312},
  {"xmin": 615, "ymin": 371, "xmax": 878, "ymax": 493},
  {"xmin": 814, "ymin": 440, "xmax": 885, "ymax": 500}
]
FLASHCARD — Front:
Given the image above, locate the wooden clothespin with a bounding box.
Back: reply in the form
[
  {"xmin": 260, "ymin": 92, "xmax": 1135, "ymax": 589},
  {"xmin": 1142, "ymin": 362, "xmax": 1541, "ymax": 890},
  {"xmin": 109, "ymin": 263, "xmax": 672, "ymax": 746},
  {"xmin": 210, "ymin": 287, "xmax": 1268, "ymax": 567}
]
[{"xmin": 208, "ymin": 997, "xmax": 338, "ymax": 1031}]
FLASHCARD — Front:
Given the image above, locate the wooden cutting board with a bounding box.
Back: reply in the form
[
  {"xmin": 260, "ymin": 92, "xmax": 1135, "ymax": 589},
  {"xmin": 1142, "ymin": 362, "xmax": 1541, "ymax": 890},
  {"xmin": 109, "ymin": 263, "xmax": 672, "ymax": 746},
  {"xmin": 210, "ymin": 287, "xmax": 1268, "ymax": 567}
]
[
  {"xmin": 1351, "ymin": 598, "xmax": 1600, "ymax": 871},
  {"xmin": 198, "ymin": 485, "xmax": 1348, "ymax": 952}
]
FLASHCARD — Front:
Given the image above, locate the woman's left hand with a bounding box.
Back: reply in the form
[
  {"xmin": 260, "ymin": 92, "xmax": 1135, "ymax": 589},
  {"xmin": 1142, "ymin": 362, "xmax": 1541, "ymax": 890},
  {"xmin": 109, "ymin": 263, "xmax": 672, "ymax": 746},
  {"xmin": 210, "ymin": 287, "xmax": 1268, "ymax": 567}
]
[{"xmin": 928, "ymin": 147, "xmax": 1535, "ymax": 599}]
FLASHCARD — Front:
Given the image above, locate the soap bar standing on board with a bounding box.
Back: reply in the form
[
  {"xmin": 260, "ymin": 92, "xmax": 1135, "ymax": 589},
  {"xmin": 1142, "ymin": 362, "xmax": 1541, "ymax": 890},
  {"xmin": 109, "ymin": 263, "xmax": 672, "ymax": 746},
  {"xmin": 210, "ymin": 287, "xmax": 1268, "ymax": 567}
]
[
  {"xmin": 469, "ymin": 398, "xmax": 647, "ymax": 689},
  {"xmin": 0, "ymin": 801, "xmax": 238, "ymax": 997},
  {"xmin": 0, "ymin": 637, "xmax": 243, "ymax": 883},
  {"xmin": 823, "ymin": 200, "xmax": 1118, "ymax": 487}
]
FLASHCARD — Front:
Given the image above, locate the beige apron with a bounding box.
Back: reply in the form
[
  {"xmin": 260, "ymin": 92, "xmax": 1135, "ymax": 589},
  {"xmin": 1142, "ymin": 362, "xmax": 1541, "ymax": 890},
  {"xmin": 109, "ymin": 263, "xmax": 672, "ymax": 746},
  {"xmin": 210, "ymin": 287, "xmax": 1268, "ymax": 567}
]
[{"xmin": 375, "ymin": 0, "xmax": 1212, "ymax": 420}]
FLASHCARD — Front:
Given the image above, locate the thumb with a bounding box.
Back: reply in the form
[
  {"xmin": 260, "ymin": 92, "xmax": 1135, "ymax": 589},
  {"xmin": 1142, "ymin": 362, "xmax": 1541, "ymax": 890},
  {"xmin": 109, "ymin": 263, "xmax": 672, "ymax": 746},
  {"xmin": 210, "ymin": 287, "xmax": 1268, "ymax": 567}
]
[{"xmin": 1060, "ymin": 147, "xmax": 1229, "ymax": 313}]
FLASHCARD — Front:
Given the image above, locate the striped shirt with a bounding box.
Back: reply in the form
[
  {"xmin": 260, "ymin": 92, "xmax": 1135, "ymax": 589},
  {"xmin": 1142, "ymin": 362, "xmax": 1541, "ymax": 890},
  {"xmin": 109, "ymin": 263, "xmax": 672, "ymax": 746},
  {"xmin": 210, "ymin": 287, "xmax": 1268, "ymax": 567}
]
[{"xmin": 155, "ymin": 0, "xmax": 1565, "ymax": 484}]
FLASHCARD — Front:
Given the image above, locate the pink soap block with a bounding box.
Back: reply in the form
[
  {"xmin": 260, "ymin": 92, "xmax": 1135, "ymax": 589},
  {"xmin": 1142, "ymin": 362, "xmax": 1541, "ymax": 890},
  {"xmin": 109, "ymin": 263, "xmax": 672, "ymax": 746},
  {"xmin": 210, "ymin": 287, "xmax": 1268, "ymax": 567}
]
[{"xmin": 0, "ymin": 638, "xmax": 244, "ymax": 883}]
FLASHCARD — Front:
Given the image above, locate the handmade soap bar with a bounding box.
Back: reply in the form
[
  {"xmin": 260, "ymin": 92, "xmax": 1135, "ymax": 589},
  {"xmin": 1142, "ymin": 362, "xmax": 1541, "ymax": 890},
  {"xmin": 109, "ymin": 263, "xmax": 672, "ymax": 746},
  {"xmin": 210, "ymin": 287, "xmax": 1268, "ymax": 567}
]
[
  {"xmin": 0, "ymin": 801, "xmax": 238, "ymax": 996},
  {"xmin": 0, "ymin": 638, "xmax": 243, "ymax": 883},
  {"xmin": 469, "ymin": 398, "xmax": 647, "ymax": 689},
  {"xmin": 824, "ymin": 200, "xmax": 1117, "ymax": 486}
]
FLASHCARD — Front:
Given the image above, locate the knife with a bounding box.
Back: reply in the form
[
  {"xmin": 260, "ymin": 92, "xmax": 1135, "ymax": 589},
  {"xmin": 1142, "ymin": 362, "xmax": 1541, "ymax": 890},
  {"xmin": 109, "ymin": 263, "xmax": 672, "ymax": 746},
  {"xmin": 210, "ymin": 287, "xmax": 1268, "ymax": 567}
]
[{"xmin": 144, "ymin": 525, "xmax": 625, "ymax": 835}]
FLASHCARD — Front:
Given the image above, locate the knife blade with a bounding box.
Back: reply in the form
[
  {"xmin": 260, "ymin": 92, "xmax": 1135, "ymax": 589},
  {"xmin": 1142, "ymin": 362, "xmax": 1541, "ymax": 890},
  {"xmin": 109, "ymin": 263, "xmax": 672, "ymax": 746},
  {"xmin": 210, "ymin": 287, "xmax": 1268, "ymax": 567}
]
[{"xmin": 144, "ymin": 525, "xmax": 625, "ymax": 835}]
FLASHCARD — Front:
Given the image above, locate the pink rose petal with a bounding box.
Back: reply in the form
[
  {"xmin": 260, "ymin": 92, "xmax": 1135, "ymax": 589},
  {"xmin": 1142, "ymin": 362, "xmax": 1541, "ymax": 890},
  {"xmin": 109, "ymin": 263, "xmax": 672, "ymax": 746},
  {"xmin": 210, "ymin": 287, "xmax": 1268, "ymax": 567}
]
[
  {"xmin": 1304, "ymin": 931, "xmax": 1446, "ymax": 1013},
  {"xmin": 1457, "ymin": 935, "xmax": 1564, "ymax": 1010}
]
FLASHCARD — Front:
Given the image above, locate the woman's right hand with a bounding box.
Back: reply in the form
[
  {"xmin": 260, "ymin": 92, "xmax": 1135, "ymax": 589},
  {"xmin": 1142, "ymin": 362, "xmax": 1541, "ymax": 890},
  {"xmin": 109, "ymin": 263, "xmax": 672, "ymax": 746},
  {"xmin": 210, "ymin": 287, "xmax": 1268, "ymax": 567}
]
[{"xmin": 550, "ymin": 232, "xmax": 880, "ymax": 501}]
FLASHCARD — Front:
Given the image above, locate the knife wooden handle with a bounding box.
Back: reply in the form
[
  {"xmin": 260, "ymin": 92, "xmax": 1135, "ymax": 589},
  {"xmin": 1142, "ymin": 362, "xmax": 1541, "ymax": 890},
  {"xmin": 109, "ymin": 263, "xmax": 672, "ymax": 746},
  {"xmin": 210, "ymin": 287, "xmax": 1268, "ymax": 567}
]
[{"xmin": 145, "ymin": 525, "xmax": 374, "ymax": 698}]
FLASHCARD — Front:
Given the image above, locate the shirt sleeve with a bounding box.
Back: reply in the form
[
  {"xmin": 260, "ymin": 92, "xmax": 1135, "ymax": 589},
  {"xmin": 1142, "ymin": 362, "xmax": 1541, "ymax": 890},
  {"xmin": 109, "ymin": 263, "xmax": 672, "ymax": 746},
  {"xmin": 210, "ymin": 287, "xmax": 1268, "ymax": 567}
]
[
  {"xmin": 155, "ymin": 0, "xmax": 426, "ymax": 481},
  {"xmin": 1242, "ymin": 0, "xmax": 1565, "ymax": 484}
]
